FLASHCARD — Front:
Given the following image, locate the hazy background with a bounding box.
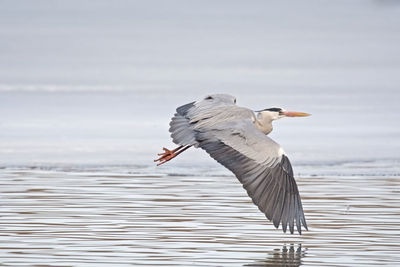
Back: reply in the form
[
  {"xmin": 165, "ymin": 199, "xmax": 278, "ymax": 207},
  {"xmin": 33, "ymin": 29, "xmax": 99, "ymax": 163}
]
[{"xmin": 1, "ymin": 0, "xmax": 399, "ymax": 174}]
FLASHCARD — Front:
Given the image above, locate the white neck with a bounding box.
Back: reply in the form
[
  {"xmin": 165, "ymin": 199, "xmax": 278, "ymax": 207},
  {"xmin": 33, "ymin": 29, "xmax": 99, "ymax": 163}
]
[{"xmin": 255, "ymin": 111, "xmax": 274, "ymax": 135}]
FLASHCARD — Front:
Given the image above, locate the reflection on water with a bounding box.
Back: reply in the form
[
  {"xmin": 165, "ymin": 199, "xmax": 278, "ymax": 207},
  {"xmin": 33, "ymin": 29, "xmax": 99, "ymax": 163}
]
[
  {"xmin": 1, "ymin": 166, "xmax": 400, "ymax": 266},
  {"xmin": 245, "ymin": 244, "xmax": 306, "ymax": 267}
]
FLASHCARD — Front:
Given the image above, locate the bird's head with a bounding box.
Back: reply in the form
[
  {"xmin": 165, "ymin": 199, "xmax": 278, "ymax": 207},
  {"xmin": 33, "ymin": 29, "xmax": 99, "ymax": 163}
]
[{"xmin": 257, "ymin": 108, "xmax": 311, "ymax": 121}]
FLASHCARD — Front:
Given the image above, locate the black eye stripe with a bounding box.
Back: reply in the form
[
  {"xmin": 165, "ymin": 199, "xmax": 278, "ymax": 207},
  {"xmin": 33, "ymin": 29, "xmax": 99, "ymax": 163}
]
[{"xmin": 264, "ymin": 107, "xmax": 282, "ymax": 112}]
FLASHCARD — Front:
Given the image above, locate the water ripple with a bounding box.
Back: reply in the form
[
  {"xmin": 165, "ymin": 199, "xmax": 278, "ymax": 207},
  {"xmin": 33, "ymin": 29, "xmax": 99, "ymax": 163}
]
[{"xmin": 1, "ymin": 167, "xmax": 400, "ymax": 266}]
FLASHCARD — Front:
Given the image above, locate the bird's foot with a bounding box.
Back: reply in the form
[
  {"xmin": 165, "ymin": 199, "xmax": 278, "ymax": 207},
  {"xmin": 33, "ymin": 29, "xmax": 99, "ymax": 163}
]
[
  {"xmin": 154, "ymin": 145, "xmax": 191, "ymax": 166},
  {"xmin": 154, "ymin": 147, "xmax": 181, "ymax": 166}
]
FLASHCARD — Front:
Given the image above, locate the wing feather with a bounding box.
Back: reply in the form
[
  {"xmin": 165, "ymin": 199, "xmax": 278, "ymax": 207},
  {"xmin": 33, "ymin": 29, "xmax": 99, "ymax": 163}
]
[
  {"xmin": 169, "ymin": 95, "xmax": 236, "ymax": 146},
  {"xmin": 167, "ymin": 94, "xmax": 307, "ymax": 234},
  {"xmin": 194, "ymin": 119, "xmax": 307, "ymax": 234}
]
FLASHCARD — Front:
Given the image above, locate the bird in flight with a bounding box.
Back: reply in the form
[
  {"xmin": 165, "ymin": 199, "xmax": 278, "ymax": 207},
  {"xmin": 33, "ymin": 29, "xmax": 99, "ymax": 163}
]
[{"xmin": 154, "ymin": 94, "xmax": 310, "ymax": 234}]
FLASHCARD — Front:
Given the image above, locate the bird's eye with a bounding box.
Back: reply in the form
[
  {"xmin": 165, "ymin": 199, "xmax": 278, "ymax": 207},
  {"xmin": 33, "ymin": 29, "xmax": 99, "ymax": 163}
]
[
  {"xmin": 205, "ymin": 96, "xmax": 213, "ymax": 100},
  {"xmin": 234, "ymin": 98, "xmax": 237, "ymax": 104}
]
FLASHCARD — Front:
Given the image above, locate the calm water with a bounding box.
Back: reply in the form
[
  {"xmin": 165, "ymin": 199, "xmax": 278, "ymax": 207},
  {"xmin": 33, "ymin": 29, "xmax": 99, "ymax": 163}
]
[{"xmin": 1, "ymin": 165, "xmax": 400, "ymax": 266}]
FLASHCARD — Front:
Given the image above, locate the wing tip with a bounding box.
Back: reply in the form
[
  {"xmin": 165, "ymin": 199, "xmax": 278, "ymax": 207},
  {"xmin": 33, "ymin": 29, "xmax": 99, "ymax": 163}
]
[
  {"xmin": 176, "ymin": 101, "xmax": 195, "ymax": 116},
  {"xmin": 273, "ymin": 220, "xmax": 280, "ymax": 229}
]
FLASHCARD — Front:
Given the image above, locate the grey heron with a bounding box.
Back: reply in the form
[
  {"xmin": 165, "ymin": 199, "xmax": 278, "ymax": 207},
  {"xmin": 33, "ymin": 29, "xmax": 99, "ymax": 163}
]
[{"xmin": 154, "ymin": 94, "xmax": 310, "ymax": 234}]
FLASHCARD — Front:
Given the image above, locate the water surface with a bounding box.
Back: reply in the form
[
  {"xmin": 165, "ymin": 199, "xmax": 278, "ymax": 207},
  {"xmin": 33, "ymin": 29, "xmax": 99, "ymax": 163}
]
[{"xmin": 1, "ymin": 166, "xmax": 399, "ymax": 266}]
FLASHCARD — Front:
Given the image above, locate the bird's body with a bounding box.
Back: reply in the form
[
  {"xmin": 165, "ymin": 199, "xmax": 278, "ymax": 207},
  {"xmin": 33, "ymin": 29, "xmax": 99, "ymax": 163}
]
[{"xmin": 155, "ymin": 94, "xmax": 310, "ymax": 234}]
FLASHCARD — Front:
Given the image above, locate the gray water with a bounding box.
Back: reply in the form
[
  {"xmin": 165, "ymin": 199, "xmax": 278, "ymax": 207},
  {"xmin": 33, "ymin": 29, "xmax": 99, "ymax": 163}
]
[
  {"xmin": 1, "ymin": 0, "xmax": 400, "ymax": 266},
  {"xmin": 1, "ymin": 166, "xmax": 400, "ymax": 266}
]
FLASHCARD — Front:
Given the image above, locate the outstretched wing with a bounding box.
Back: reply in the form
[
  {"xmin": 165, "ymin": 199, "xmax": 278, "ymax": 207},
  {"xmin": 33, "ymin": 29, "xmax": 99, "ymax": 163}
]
[
  {"xmin": 194, "ymin": 107, "xmax": 307, "ymax": 234},
  {"xmin": 169, "ymin": 94, "xmax": 237, "ymax": 146}
]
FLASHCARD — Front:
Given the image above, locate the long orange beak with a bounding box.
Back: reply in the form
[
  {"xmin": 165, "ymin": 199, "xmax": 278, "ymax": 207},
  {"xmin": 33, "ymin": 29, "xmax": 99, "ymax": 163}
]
[{"xmin": 281, "ymin": 111, "xmax": 311, "ymax": 117}]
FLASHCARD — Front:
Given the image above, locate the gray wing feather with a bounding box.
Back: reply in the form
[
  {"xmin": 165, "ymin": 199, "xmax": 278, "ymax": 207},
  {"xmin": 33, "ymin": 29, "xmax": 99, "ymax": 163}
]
[
  {"xmin": 195, "ymin": 119, "xmax": 307, "ymax": 234},
  {"xmin": 169, "ymin": 94, "xmax": 236, "ymax": 146},
  {"xmin": 192, "ymin": 118, "xmax": 282, "ymax": 166},
  {"xmin": 169, "ymin": 113, "xmax": 197, "ymax": 146}
]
